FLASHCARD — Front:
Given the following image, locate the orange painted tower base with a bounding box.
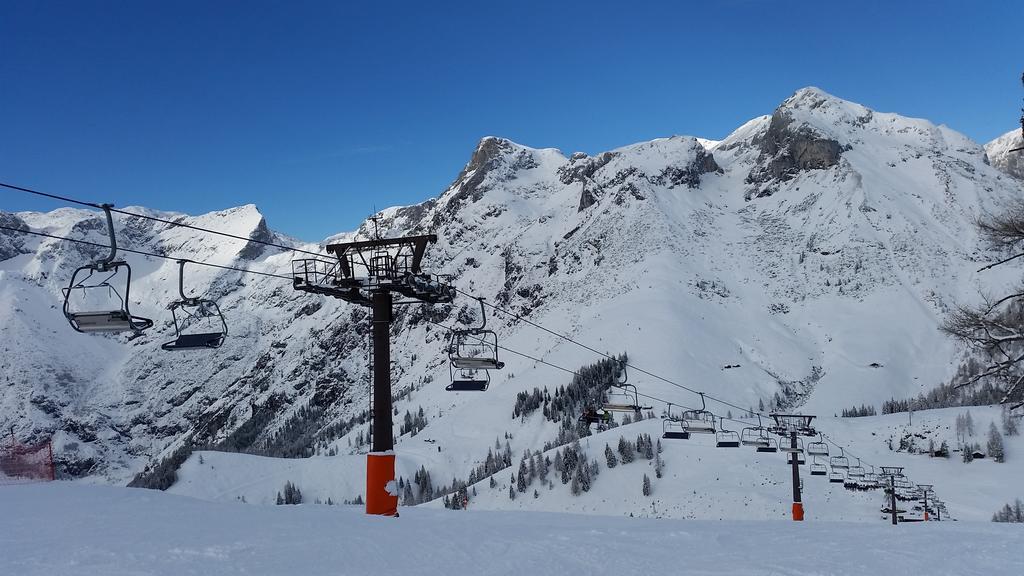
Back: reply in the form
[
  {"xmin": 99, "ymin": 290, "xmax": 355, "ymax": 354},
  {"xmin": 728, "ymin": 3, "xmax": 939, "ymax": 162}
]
[
  {"xmin": 366, "ymin": 452, "xmax": 398, "ymax": 516},
  {"xmin": 792, "ymin": 502, "xmax": 805, "ymax": 521}
]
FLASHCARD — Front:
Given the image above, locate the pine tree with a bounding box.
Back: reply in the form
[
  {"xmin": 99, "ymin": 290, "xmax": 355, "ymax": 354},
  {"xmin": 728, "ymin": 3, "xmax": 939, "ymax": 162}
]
[
  {"xmin": 605, "ymin": 443, "xmax": 618, "ymax": 468},
  {"xmin": 642, "ymin": 473, "xmax": 652, "ymax": 496},
  {"xmin": 988, "ymin": 421, "xmax": 1005, "ymax": 463},
  {"xmin": 570, "ymin": 469, "xmax": 581, "ymax": 496},
  {"xmin": 654, "ymin": 449, "xmax": 664, "ymax": 479},
  {"xmin": 618, "ymin": 436, "xmax": 635, "ymax": 463},
  {"xmin": 517, "ymin": 460, "xmax": 529, "ymax": 492},
  {"xmin": 643, "ymin": 434, "xmax": 654, "ymax": 460},
  {"xmin": 509, "ymin": 484, "xmax": 515, "ymax": 500},
  {"xmin": 489, "ymin": 476, "xmax": 497, "ymax": 489},
  {"xmin": 656, "ymin": 438, "xmax": 663, "ymax": 454}
]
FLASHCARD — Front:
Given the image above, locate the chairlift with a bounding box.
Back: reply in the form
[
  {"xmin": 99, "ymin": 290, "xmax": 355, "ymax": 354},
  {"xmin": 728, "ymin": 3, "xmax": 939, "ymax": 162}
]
[
  {"xmin": 161, "ymin": 260, "xmax": 228, "ymax": 351},
  {"xmin": 829, "ymin": 446, "xmax": 850, "ymax": 469},
  {"xmin": 448, "ymin": 298, "xmax": 504, "ymax": 371},
  {"xmin": 810, "ymin": 456, "xmax": 828, "ymax": 476},
  {"xmin": 62, "ymin": 204, "xmax": 153, "ymax": 334},
  {"xmin": 740, "ymin": 415, "xmax": 770, "ymax": 448},
  {"xmin": 680, "ymin": 392, "xmax": 716, "ymax": 434},
  {"xmin": 756, "ymin": 434, "xmax": 779, "ymax": 453},
  {"xmin": 779, "ymin": 435, "xmax": 805, "ymax": 454},
  {"xmin": 447, "ymin": 367, "xmax": 491, "ymax": 392},
  {"xmin": 847, "ymin": 458, "xmax": 865, "ymax": 478},
  {"xmin": 829, "ymin": 469, "xmax": 846, "ymax": 483},
  {"xmin": 715, "ymin": 417, "xmax": 740, "ymax": 448},
  {"xmin": 806, "ymin": 433, "xmax": 829, "ymax": 457},
  {"xmin": 446, "ymin": 297, "xmax": 504, "ymax": 392},
  {"xmin": 603, "ymin": 384, "xmax": 647, "ymax": 413},
  {"xmin": 662, "ymin": 403, "xmax": 690, "ymax": 440}
]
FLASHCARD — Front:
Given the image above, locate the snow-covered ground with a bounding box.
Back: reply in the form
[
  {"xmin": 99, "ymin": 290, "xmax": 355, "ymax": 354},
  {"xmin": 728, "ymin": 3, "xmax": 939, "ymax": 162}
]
[
  {"xmin": 2, "ymin": 482, "xmax": 1022, "ymax": 576},
  {"xmin": 168, "ymin": 406, "xmax": 1023, "ymax": 523}
]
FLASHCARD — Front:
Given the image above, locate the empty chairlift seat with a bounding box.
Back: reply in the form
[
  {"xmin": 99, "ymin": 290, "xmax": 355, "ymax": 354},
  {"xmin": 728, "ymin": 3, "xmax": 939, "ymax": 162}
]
[
  {"xmin": 162, "ymin": 260, "xmax": 228, "ymax": 351},
  {"xmin": 715, "ymin": 417, "xmax": 740, "ymax": 448},
  {"xmin": 446, "ymin": 297, "xmax": 504, "ymax": 392},
  {"xmin": 62, "ymin": 204, "xmax": 153, "ymax": 335}
]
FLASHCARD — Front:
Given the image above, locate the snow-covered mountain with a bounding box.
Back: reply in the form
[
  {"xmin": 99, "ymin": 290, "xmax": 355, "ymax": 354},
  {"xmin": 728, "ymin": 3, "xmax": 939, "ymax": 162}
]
[
  {"xmin": 986, "ymin": 127, "xmax": 1024, "ymax": 180},
  {"xmin": 2, "ymin": 88, "xmax": 1023, "ymax": 519}
]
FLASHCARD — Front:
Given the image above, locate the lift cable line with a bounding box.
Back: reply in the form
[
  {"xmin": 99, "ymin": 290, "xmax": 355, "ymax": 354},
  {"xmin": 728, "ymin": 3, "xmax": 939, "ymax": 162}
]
[
  {"xmin": 451, "ymin": 286, "xmax": 764, "ymax": 419},
  {"xmin": 0, "ymin": 181, "xmax": 331, "ymax": 260},
  {"xmin": 0, "ymin": 224, "xmax": 293, "ymax": 281},
  {"xmin": 4, "ymin": 180, "xmax": 797, "ymax": 423}
]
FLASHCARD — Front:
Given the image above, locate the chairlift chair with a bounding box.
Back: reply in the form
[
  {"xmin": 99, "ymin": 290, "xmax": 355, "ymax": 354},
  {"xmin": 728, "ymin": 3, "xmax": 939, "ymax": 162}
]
[
  {"xmin": 161, "ymin": 260, "xmax": 228, "ymax": 351},
  {"xmin": 447, "ymin": 367, "xmax": 490, "ymax": 392},
  {"xmin": 715, "ymin": 417, "xmax": 740, "ymax": 448},
  {"xmin": 741, "ymin": 415, "xmax": 770, "ymax": 448},
  {"xmin": 448, "ymin": 298, "xmax": 505, "ymax": 371},
  {"xmin": 680, "ymin": 393, "xmax": 716, "ymax": 434},
  {"xmin": 446, "ymin": 297, "xmax": 504, "ymax": 391},
  {"xmin": 810, "ymin": 456, "xmax": 828, "ymax": 476},
  {"xmin": 806, "ymin": 434, "xmax": 829, "ymax": 456},
  {"xmin": 756, "ymin": 434, "xmax": 779, "ymax": 453},
  {"xmin": 662, "ymin": 404, "xmax": 690, "ymax": 440},
  {"xmin": 779, "ymin": 436, "xmax": 805, "ymax": 454},
  {"xmin": 848, "ymin": 459, "xmax": 866, "ymax": 478},
  {"xmin": 603, "ymin": 383, "xmax": 648, "ymax": 413},
  {"xmin": 829, "ymin": 447, "xmax": 850, "ymax": 470},
  {"xmin": 829, "ymin": 469, "xmax": 846, "ymax": 483},
  {"xmin": 787, "ymin": 452, "xmax": 806, "ymax": 466},
  {"xmin": 62, "ymin": 204, "xmax": 153, "ymax": 334}
]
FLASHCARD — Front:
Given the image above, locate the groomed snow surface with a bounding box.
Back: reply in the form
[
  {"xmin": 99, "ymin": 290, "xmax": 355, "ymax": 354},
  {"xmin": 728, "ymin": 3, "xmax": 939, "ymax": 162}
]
[{"xmin": 1, "ymin": 483, "xmax": 1022, "ymax": 576}]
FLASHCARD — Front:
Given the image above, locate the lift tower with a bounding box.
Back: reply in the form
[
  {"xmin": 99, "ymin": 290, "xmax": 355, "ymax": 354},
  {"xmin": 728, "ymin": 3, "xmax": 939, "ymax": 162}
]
[
  {"xmin": 292, "ymin": 234, "xmax": 453, "ymax": 516},
  {"xmin": 770, "ymin": 414, "xmax": 816, "ymax": 521}
]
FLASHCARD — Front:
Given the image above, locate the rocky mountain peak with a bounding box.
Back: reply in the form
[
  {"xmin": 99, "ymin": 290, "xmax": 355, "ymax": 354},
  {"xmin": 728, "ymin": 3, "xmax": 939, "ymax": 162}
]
[{"xmin": 986, "ymin": 128, "xmax": 1024, "ymax": 180}]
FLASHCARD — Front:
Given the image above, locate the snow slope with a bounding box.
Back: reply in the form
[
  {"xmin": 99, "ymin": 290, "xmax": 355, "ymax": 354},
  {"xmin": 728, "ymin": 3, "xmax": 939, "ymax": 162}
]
[
  {"xmin": 2, "ymin": 483, "xmax": 1023, "ymax": 576},
  {"xmin": 169, "ymin": 406, "xmax": 1024, "ymax": 522},
  {"xmin": 2, "ymin": 86, "xmax": 1023, "ymax": 525}
]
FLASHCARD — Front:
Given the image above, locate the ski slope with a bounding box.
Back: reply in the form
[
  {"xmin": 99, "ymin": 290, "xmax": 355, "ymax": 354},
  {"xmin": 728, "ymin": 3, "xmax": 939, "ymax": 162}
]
[
  {"xmin": 2, "ymin": 482, "xmax": 1023, "ymax": 576},
  {"xmin": 169, "ymin": 406, "xmax": 1024, "ymax": 523}
]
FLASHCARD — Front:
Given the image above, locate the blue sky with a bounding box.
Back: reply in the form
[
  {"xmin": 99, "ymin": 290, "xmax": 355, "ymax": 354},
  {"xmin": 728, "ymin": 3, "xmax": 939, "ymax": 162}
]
[{"xmin": 1, "ymin": 1, "xmax": 1021, "ymax": 240}]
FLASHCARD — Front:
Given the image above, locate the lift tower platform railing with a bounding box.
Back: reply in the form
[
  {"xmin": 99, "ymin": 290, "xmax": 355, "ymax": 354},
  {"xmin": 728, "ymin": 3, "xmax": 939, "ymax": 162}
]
[
  {"xmin": 770, "ymin": 414, "xmax": 816, "ymax": 521},
  {"xmin": 292, "ymin": 233, "xmax": 453, "ymax": 516}
]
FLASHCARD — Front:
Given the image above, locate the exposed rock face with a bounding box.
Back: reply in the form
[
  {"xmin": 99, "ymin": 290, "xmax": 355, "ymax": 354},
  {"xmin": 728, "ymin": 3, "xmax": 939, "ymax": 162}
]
[
  {"xmin": 0, "ymin": 213, "xmax": 29, "ymax": 261},
  {"xmin": 746, "ymin": 108, "xmax": 844, "ymax": 199},
  {"xmin": 559, "ymin": 137, "xmax": 721, "ymax": 212}
]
